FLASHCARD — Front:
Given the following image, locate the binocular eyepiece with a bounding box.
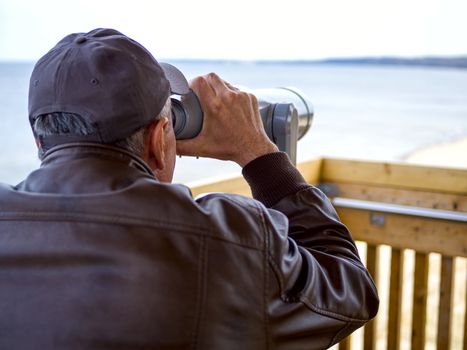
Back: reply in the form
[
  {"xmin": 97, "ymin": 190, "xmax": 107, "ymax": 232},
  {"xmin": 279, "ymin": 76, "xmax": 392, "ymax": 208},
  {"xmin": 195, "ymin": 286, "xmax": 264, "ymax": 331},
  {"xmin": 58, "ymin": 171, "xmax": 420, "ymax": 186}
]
[{"xmin": 161, "ymin": 63, "xmax": 314, "ymax": 165}]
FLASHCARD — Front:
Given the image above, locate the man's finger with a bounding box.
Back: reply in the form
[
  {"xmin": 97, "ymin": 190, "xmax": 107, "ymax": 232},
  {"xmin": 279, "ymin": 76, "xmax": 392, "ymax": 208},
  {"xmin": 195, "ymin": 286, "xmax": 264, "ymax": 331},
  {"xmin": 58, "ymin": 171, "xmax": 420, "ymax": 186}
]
[
  {"xmin": 205, "ymin": 72, "xmax": 229, "ymax": 94},
  {"xmin": 190, "ymin": 76, "xmax": 216, "ymax": 101},
  {"xmin": 224, "ymin": 81, "xmax": 239, "ymax": 91}
]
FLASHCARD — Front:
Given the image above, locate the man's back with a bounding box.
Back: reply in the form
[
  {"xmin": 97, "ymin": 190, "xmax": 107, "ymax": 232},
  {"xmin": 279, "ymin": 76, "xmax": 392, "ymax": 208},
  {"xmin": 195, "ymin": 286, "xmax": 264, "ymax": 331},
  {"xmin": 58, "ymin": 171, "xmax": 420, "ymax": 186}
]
[
  {"xmin": 0, "ymin": 144, "xmax": 378, "ymax": 349},
  {"xmin": 2, "ymin": 28, "xmax": 378, "ymax": 349}
]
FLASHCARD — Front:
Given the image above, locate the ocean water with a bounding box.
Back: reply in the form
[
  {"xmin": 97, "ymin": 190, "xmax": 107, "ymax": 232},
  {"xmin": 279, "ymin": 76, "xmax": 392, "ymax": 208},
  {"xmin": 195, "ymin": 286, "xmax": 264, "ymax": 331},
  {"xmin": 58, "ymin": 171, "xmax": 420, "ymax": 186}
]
[{"xmin": 1, "ymin": 61, "xmax": 467, "ymax": 184}]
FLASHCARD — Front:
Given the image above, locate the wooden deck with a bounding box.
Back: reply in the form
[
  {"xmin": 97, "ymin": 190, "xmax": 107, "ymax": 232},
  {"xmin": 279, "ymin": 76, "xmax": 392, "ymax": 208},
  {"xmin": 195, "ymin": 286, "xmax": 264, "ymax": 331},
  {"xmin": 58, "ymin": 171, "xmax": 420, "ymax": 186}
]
[{"xmin": 189, "ymin": 157, "xmax": 467, "ymax": 350}]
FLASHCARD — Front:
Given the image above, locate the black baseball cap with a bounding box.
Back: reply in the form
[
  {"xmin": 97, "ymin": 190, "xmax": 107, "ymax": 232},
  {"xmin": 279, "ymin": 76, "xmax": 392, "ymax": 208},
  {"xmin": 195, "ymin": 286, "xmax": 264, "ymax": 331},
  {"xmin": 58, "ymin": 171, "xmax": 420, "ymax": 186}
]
[{"xmin": 28, "ymin": 28, "xmax": 185, "ymax": 148}]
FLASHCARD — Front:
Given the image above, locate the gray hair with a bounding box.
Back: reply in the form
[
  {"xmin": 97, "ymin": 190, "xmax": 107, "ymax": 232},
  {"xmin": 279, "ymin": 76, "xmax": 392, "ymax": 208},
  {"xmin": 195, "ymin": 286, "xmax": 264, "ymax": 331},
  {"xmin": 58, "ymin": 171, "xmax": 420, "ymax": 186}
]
[{"xmin": 33, "ymin": 98, "xmax": 172, "ymax": 159}]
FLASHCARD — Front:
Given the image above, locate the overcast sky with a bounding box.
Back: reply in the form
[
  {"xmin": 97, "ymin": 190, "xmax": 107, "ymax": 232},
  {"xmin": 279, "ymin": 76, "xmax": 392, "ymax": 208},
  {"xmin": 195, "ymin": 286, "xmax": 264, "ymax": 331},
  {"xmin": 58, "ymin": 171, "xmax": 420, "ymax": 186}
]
[{"xmin": 1, "ymin": 0, "xmax": 466, "ymax": 61}]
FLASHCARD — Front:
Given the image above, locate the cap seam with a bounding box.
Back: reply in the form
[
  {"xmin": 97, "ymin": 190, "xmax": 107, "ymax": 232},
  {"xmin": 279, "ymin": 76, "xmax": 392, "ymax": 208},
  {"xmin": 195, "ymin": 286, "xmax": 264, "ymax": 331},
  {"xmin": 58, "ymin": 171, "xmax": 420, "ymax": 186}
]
[{"xmin": 54, "ymin": 46, "xmax": 73, "ymax": 107}]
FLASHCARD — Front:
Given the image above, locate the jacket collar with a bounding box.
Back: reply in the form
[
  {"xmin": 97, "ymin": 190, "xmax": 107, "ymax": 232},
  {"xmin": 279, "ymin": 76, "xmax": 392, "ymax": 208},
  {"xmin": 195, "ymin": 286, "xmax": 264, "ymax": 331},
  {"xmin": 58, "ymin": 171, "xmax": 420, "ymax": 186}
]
[{"xmin": 40, "ymin": 143, "xmax": 155, "ymax": 177}]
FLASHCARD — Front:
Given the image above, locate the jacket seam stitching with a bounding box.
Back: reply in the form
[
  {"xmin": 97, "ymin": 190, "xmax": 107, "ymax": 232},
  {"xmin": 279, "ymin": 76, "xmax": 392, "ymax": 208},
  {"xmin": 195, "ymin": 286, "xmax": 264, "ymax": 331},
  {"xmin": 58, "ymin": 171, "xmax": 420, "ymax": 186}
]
[
  {"xmin": 213, "ymin": 195, "xmax": 259, "ymax": 213},
  {"xmin": 0, "ymin": 211, "xmax": 207, "ymax": 231},
  {"xmin": 267, "ymin": 255, "xmax": 286, "ymax": 299},
  {"xmin": 0, "ymin": 212, "xmax": 262, "ymax": 250},
  {"xmin": 255, "ymin": 202, "xmax": 270, "ymax": 350},
  {"xmin": 191, "ymin": 236, "xmax": 206, "ymax": 350},
  {"xmin": 300, "ymin": 295, "xmax": 369, "ymax": 323}
]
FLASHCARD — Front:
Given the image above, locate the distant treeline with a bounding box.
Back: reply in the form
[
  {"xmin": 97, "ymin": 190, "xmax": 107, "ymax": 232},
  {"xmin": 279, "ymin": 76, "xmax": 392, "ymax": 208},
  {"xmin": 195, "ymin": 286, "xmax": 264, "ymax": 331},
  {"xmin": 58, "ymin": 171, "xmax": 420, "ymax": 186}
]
[
  {"xmin": 167, "ymin": 56, "xmax": 467, "ymax": 69},
  {"xmin": 319, "ymin": 56, "xmax": 467, "ymax": 69}
]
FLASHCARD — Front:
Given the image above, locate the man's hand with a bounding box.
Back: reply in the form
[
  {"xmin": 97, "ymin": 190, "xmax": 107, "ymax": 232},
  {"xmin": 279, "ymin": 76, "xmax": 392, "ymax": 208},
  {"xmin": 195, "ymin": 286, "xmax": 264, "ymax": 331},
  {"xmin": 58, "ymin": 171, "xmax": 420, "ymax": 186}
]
[{"xmin": 176, "ymin": 73, "xmax": 278, "ymax": 167}]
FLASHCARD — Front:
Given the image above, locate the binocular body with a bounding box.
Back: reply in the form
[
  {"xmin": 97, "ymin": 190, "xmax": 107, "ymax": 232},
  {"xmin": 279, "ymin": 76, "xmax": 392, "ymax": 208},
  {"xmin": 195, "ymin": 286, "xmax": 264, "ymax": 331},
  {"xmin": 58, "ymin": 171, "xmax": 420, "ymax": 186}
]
[{"xmin": 162, "ymin": 63, "xmax": 314, "ymax": 165}]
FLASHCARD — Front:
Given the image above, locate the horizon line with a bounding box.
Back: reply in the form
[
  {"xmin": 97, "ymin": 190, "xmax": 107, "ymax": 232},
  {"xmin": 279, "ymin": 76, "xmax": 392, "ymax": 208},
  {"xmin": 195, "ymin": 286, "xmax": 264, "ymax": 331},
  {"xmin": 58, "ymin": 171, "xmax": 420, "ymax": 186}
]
[
  {"xmin": 1, "ymin": 55, "xmax": 467, "ymax": 71},
  {"xmin": 1, "ymin": 54, "xmax": 467, "ymax": 64}
]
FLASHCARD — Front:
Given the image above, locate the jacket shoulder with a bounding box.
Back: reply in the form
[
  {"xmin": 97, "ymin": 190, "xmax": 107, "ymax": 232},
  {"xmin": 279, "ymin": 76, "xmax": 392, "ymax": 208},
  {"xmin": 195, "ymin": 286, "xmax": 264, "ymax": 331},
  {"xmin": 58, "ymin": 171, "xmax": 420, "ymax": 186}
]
[{"xmin": 194, "ymin": 191, "xmax": 279, "ymax": 249}]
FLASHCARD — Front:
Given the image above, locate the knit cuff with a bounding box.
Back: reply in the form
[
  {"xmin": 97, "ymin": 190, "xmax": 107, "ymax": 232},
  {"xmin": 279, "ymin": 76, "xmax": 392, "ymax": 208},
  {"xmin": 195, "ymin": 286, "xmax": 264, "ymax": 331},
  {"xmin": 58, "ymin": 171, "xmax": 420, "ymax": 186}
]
[{"xmin": 242, "ymin": 152, "xmax": 310, "ymax": 207}]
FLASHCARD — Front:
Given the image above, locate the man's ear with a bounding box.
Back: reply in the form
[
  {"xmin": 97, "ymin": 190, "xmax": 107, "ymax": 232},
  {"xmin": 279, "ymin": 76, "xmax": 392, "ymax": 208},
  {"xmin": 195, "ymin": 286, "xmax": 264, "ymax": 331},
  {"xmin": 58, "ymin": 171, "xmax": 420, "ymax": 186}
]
[{"xmin": 144, "ymin": 117, "xmax": 169, "ymax": 172}]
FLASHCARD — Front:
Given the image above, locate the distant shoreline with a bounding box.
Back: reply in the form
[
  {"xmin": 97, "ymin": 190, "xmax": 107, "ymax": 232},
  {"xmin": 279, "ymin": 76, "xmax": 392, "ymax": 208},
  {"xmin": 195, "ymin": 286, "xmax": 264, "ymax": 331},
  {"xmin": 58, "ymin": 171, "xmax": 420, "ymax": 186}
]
[
  {"xmin": 167, "ymin": 56, "xmax": 467, "ymax": 70},
  {"xmin": 1, "ymin": 56, "xmax": 467, "ymax": 70},
  {"xmin": 318, "ymin": 56, "xmax": 467, "ymax": 70}
]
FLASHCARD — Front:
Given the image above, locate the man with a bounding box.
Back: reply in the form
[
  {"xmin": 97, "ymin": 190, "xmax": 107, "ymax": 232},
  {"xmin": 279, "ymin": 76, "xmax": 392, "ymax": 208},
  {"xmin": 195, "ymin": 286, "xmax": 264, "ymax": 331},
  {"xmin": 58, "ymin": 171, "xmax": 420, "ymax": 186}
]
[{"xmin": 0, "ymin": 28, "xmax": 378, "ymax": 349}]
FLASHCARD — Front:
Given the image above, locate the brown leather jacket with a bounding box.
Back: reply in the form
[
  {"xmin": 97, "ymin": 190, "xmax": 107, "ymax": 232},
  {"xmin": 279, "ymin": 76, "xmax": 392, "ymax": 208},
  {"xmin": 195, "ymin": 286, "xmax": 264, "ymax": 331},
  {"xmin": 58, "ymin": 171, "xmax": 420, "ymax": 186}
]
[{"xmin": 0, "ymin": 144, "xmax": 378, "ymax": 350}]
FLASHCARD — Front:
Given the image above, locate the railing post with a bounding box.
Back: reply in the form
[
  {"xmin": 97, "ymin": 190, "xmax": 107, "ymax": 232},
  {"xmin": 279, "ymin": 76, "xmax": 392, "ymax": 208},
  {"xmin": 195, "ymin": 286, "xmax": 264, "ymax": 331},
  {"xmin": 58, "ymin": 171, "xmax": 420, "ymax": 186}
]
[
  {"xmin": 463, "ymin": 266, "xmax": 467, "ymax": 350},
  {"xmin": 388, "ymin": 248, "xmax": 404, "ymax": 350},
  {"xmin": 411, "ymin": 252, "xmax": 429, "ymax": 350},
  {"xmin": 437, "ymin": 255, "xmax": 454, "ymax": 349},
  {"xmin": 364, "ymin": 244, "xmax": 378, "ymax": 350},
  {"xmin": 338, "ymin": 336, "xmax": 351, "ymax": 350}
]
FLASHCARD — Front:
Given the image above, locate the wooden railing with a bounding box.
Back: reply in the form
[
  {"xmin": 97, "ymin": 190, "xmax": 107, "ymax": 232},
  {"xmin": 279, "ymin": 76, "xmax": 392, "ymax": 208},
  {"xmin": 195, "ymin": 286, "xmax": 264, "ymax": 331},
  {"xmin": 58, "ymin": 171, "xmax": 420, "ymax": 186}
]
[{"xmin": 188, "ymin": 157, "xmax": 467, "ymax": 350}]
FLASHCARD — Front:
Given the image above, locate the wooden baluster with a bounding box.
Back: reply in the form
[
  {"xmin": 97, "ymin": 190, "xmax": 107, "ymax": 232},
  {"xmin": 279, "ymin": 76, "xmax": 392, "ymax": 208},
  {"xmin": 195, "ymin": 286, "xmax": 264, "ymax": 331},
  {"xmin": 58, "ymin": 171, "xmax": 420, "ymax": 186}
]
[
  {"xmin": 411, "ymin": 252, "xmax": 429, "ymax": 350},
  {"xmin": 364, "ymin": 244, "xmax": 379, "ymax": 350},
  {"xmin": 387, "ymin": 248, "xmax": 404, "ymax": 350},
  {"xmin": 437, "ymin": 255, "xmax": 454, "ymax": 350},
  {"xmin": 338, "ymin": 336, "xmax": 351, "ymax": 350},
  {"xmin": 463, "ymin": 264, "xmax": 467, "ymax": 350}
]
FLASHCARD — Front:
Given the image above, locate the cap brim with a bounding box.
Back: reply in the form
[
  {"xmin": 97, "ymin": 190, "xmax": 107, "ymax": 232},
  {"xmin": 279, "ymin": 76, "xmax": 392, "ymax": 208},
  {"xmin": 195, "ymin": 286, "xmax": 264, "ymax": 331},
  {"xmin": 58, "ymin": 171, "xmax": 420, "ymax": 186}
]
[{"xmin": 160, "ymin": 62, "xmax": 190, "ymax": 95}]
